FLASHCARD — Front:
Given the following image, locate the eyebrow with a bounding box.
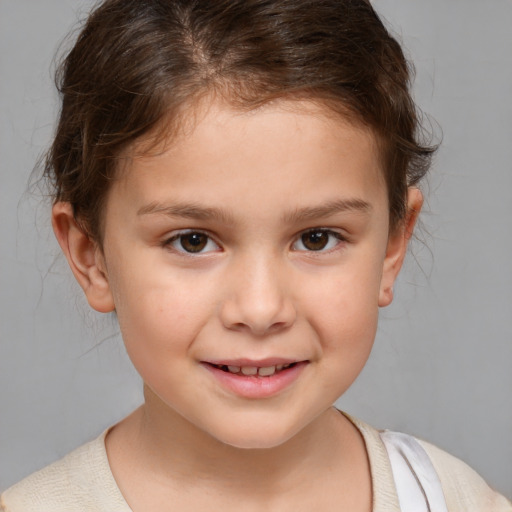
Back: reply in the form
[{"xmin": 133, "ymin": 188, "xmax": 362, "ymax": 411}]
[
  {"xmin": 137, "ymin": 202, "xmax": 235, "ymax": 224},
  {"xmin": 137, "ymin": 198, "xmax": 371, "ymax": 224},
  {"xmin": 282, "ymin": 198, "xmax": 372, "ymax": 224}
]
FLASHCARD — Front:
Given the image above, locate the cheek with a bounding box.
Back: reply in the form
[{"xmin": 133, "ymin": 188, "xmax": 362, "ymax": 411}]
[
  {"xmin": 304, "ymin": 259, "xmax": 382, "ymax": 335},
  {"xmin": 115, "ymin": 295, "xmax": 203, "ymax": 394},
  {"xmin": 299, "ymin": 255, "xmax": 383, "ymax": 391},
  {"xmin": 109, "ymin": 267, "xmax": 215, "ymax": 367},
  {"xmin": 316, "ymin": 283, "xmax": 379, "ymax": 395}
]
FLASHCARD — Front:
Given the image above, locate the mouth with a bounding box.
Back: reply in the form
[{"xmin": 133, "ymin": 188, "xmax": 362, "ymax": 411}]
[
  {"xmin": 206, "ymin": 362, "xmax": 298, "ymax": 377},
  {"xmin": 202, "ymin": 359, "xmax": 308, "ymax": 398}
]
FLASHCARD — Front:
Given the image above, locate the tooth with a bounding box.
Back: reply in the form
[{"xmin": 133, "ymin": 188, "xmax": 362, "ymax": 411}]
[
  {"xmin": 228, "ymin": 366, "xmax": 241, "ymax": 373},
  {"xmin": 276, "ymin": 364, "xmax": 284, "ymax": 371},
  {"xmin": 258, "ymin": 366, "xmax": 276, "ymax": 376},
  {"xmin": 241, "ymin": 366, "xmax": 258, "ymax": 376}
]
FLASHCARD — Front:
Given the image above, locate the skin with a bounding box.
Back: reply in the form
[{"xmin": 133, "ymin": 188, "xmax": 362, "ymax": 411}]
[{"xmin": 52, "ymin": 99, "xmax": 421, "ymax": 511}]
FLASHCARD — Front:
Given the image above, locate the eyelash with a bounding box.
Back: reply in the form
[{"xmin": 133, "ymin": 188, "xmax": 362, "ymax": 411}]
[
  {"xmin": 162, "ymin": 230, "xmax": 221, "ymax": 254},
  {"xmin": 291, "ymin": 229, "xmax": 346, "ymax": 253},
  {"xmin": 162, "ymin": 228, "xmax": 347, "ymax": 255}
]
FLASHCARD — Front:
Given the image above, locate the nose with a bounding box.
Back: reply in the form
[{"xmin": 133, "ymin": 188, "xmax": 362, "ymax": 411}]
[{"xmin": 219, "ymin": 252, "xmax": 297, "ymax": 336}]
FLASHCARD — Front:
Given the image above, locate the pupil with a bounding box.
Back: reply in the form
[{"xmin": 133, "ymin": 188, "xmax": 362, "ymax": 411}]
[
  {"xmin": 181, "ymin": 233, "xmax": 207, "ymax": 252},
  {"xmin": 302, "ymin": 231, "xmax": 328, "ymax": 251}
]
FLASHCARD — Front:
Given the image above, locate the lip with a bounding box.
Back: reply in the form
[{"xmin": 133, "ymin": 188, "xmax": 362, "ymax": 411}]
[
  {"xmin": 201, "ymin": 359, "xmax": 308, "ymax": 399},
  {"xmin": 205, "ymin": 357, "xmax": 299, "ymax": 367}
]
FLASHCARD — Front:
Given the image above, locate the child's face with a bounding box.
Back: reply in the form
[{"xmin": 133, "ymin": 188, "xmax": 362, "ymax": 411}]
[{"xmin": 61, "ymin": 100, "xmax": 414, "ymax": 449}]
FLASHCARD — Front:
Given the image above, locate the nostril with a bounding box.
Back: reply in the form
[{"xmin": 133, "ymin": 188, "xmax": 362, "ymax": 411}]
[
  {"xmin": 268, "ymin": 321, "xmax": 292, "ymax": 333},
  {"xmin": 219, "ymin": 289, "xmax": 297, "ymax": 335},
  {"xmin": 224, "ymin": 318, "xmax": 295, "ymax": 336},
  {"xmin": 229, "ymin": 322, "xmax": 249, "ymax": 332}
]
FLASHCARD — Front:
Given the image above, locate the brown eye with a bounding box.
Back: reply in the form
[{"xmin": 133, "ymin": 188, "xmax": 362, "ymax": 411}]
[
  {"xmin": 301, "ymin": 230, "xmax": 329, "ymax": 251},
  {"xmin": 179, "ymin": 232, "xmax": 209, "ymax": 253},
  {"xmin": 165, "ymin": 231, "xmax": 220, "ymax": 254},
  {"xmin": 293, "ymin": 229, "xmax": 344, "ymax": 252}
]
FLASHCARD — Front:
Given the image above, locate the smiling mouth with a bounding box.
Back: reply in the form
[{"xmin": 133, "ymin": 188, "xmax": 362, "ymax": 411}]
[{"xmin": 207, "ymin": 362, "xmax": 298, "ymax": 377}]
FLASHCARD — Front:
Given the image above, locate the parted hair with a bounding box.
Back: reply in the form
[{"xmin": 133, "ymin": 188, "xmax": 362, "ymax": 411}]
[{"xmin": 46, "ymin": 0, "xmax": 435, "ymax": 242}]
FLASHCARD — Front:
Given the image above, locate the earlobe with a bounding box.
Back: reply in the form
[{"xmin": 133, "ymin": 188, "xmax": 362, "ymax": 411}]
[
  {"xmin": 378, "ymin": 188, "xmax": 423, "ymax": 307},
  {"xmin": 52, "ymin": 202, "xmax": 115, "ymax": 313}
]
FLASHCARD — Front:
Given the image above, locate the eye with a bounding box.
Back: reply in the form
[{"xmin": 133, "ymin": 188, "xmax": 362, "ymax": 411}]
[
  {"xmin": 165, "ymin": 231, "xmax": 220, "ymax": 254},
  {"xmin": 292, "ymin": 229, "xmax": 345, "ymax": 252}
]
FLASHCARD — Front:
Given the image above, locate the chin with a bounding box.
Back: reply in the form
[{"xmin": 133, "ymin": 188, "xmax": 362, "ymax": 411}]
[
  {"xmin": 224, "ymin": 435, "xmax": 289, "ymax": 450},
  {"xmin": 207, "ymin": 417, "xmax": 304, "ymax": 450}
]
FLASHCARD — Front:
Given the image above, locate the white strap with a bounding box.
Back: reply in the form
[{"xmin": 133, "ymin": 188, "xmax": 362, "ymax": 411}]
[{"xmin": 380, "ymin": 431, "xmax": 448, "ymax": 512}]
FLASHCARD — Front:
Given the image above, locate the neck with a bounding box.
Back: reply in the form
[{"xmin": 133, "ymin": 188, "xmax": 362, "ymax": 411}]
[
  {"xmin": 106, "ymin": 386, "xmax": 370, "ymax": 507},
  {"xmin": 145, "ymin": 390, "xmax": 346, "ymax": 489}
]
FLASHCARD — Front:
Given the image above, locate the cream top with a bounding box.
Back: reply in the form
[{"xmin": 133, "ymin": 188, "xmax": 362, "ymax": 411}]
[{"xmin": 2, "ymin": 415, "xmax": 511, "ymax": 511}]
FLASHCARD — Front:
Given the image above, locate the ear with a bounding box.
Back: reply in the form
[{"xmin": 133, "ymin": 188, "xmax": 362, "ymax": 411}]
[
  {"xmin": 52, "ymin": 202, "xmax": 115, "ymax": 313},
  {"xmin": 378, "ymin": 188, "xmax": 423, "ymax": 307}
]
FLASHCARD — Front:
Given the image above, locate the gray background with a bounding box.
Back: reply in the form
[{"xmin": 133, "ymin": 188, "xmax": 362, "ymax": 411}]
[{"xmin": 1, "ymin": 0, "xmax": 511, "ymax": 498}]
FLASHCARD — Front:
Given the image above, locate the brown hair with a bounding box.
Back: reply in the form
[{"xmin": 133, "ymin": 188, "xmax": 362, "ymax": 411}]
[{"xmin": 46, "ymin": 0, "xmax": 436, "ymax": 242}]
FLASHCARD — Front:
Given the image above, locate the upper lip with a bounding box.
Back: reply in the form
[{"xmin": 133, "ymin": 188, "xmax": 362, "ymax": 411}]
[{"xmin": 203, "ymin": 358, "xmax": 306, "ymax": 367}]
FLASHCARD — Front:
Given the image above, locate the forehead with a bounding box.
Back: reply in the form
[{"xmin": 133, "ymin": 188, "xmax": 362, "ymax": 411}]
[
  {"xmin": 127, "ymin": 96, "xmax": 383, "ymax": 166},
  {"xmin": 111, "ymin": 98, "xmax": 388, "ymax": 223}
]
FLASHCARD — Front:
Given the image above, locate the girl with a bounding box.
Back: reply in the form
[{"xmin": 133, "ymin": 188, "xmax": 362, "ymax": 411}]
[{"xmin": 1, "ymin": 0, "xmax": 511, "ymax": 510}]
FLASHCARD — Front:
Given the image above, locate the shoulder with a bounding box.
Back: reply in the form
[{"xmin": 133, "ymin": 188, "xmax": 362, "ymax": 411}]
[
  {"xmin": 0, "ymin": 431, "xmax": 131, "ymax": 512},
  {"xmin": 345, "ymin": 412, "xmax": 512, "ymax": 512},
  {"xmin": 418, "ymin": 439, "xmax": 512, "ymax": 512}
]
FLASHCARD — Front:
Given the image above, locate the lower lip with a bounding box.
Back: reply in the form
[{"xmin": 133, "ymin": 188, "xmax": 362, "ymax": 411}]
[{"xmin": 202, "ymin": 362, "xmax": 307, "ymax": 399}]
